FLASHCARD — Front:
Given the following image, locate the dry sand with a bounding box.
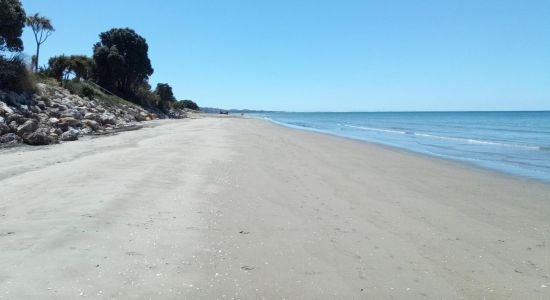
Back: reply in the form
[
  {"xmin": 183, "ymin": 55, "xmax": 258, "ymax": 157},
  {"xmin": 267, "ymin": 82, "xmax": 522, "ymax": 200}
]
[{"xmin": 0, "ymin": 116, "xmax": 549, "ymax": 299}]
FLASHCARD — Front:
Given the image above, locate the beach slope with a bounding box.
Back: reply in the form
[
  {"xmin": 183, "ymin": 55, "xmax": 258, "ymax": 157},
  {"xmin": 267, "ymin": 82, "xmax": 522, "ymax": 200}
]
[{"xmin": 0, "ymin": 116, "xmax": 549, "ymax": 299}]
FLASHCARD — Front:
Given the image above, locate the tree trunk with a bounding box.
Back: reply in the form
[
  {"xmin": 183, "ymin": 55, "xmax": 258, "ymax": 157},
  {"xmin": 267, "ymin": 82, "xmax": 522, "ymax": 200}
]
[{"xmin": 35, "ymin": 43, "xmax": 40, "ymax": 72}]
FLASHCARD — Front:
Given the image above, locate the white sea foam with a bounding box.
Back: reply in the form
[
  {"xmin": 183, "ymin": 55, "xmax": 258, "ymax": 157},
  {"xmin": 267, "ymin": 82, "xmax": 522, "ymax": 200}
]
[{"xmin": 344, "ymin": 125, "xmax": 541, "ymax": 151}]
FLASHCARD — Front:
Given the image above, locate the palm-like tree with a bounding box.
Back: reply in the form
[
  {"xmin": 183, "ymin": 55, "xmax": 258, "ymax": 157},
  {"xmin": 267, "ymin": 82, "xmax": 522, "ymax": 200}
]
[{"xmin": 26, "ymin": 13, "xmax": 54, "ymax": 72}]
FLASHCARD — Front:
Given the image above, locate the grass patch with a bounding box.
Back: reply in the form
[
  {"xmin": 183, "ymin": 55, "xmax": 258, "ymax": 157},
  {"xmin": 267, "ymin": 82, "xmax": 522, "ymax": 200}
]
[{"xmin": 62, "ymin": 80, "xmax": 141, "ymax": 109}]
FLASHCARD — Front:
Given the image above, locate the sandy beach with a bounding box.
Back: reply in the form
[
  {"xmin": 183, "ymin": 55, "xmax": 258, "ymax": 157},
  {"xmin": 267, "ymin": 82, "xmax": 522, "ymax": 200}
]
[{"xmin": 0, "ymin": 116, "xmax": 549, "ymax": 299}]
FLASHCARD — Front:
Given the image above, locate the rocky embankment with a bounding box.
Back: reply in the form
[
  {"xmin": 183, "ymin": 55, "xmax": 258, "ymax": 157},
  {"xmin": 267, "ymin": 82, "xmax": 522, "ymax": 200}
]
[{"xmin": 0, "ymin": 83, "xmax": 163, "ymax": 146}]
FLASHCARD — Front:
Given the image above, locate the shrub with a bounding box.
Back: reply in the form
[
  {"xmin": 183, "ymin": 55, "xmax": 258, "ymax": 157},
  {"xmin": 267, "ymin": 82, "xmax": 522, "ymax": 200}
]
[
  {"xmin": 175, "ymin": 99, "xmax": 199, "ymax": 111},
  {"xmin": 134, "ymin": 84, "xmax": 160, "ymax": 107},
  {"xmin": 62, "ymin": 81, "xmax": 97, "ymax": 99},
  {"xmin": 81, "ymin": 84, "xmax": 95, "ymax": 98},
  {"xmin": 0, "ymin": 55, "xmax": 35, "ymax": 93}
]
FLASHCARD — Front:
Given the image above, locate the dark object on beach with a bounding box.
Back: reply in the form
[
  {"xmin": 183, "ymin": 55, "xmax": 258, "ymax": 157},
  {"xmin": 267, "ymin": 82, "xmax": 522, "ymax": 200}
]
[{"xmin": 219, "ymin": 111, "xmax": 228, "ymax": 115}]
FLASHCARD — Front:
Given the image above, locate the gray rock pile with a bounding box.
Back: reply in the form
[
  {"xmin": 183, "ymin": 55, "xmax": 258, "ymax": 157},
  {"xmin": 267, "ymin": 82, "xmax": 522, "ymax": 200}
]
[{"xmin": 0, "ymin": 83, "xmax": 160, "ymax": 146}]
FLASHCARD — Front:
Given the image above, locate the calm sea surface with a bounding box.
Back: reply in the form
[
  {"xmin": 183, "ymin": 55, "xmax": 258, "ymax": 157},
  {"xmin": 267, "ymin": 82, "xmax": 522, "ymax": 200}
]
[{"xmin": 253, "ymin": 111, "xmax": 550, "ymax": 182}]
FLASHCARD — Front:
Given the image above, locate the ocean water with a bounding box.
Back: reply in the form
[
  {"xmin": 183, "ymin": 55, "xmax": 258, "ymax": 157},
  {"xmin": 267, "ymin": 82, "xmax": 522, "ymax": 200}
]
[{"xmin": 253, "ymin": 111, "xmax": 550, "ymax": 182}]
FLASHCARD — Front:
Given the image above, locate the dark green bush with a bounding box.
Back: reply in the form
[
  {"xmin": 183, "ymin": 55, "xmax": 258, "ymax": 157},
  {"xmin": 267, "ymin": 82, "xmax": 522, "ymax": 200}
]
[
  {"xmin": 80, "ymin": 84, "xmax": 95, "ymax": 98},
  {"xmin": 175, "ymin": 99, "xmax": 199, "ymax": 111},
  {"xmin": 0, "ymin": 55, "xmax": 35, "ymax": 93}
]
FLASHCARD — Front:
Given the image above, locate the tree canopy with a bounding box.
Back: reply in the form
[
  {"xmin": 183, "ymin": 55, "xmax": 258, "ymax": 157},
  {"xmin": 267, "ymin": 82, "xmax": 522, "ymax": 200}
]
[
  {"xmin": 175, "ymin": 99, "xmax": 199, "ymax": 111},
  {"xmin": 0, "ymin": 0, "xmax": 26, "ymax": 52},
  {"xmin": 93, "ymin": 28, "xmax": 153, "ymax": 98},
  {"xmin": 47, "ymin": 55, "xmax": 94, "ymax": 81},
  {"xmin": 155, "ymin": 83, "xmax": 176, "ymax": 102},
  {"xmin": 155, "ymin": 83, "xmax": 176, "ymax": 110}
]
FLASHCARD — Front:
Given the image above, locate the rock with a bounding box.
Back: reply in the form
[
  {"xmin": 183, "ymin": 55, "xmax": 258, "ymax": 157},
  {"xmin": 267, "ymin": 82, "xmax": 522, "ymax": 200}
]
[
  {"xmin": 48, "ymin": 117, "xmax": 60, "ymax": 125},
  {"xmin": 136, "ymin": 112, "xmax": 148, "ymax": 122},
  {"xmin": 83, "ymin": 119, "xmax": 100, "ymax": 131},
  {"xmin": 59, "ymin": 117, "xmax": 81, "ymax": 127},
  {"xmin": 22, "ymin": 128, "xmax": 52, "ymax": 145},
  {"xmin": 81, "ymin": 127, "xmax": 93, "ymax": 135},
  {"xmin": 0, "ymin": 133, "xmax": 20, "ymax": 144},
  {"xmin": 0, "ymin": 123, "xmax": 9, "ymax": 136},
  {"xmin": 16, "ymin": 119, "xmax": 38, "ymax": 136},
  {"xmin": 8, "ymin": 121, "xmax": 18, "ymax": 132},
  {"xmin": 36, "ymin": 113, "xmax": 49, "ymax": 123},
  {"xmin": 0, "ymin": 101, "xmax": 14, "ymax": 115},
  {"xmin": 60, "ymin": 108, "xmax": 81, "ymax": 119},
  {"xmin": 99, "ymin": 112, "xmax": 116, "ymax": 125},
  {"xmin": 0, "ymin": 116, "xmax": 4, "ymax": 124},
  {"xmin": 60, "ymin": 128, "xmax": 79, "ymax": 141},
  {"xmin": 36, "ymin": 101, "xmax": 46, "ymax": 110},
  {"xmin": 84, "ymin": 112, "xmax": 99, "ymax": 121},
  {"xmin": 6, "ymin": 113, "xmax": 26, "ymax": 125}
]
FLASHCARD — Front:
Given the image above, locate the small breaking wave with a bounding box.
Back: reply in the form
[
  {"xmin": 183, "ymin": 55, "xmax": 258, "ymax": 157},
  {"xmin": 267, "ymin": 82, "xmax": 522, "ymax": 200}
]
[{"xmin": 344, "ymin": 124, "xmax": 542, "ymax": 151}]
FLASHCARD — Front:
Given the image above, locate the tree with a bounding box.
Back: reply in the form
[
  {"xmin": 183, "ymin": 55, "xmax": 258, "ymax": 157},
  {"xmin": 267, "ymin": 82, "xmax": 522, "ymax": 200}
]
[
  {"xmin": 175, "ymin": 100, "xmax": 199, "ymax": 111},
  {"xmin": 93, "ymin": 28, "xmax": 153, "ymax": 98},
  {"xmin": 0, "ymin": 0, "xmax": 26, "ymax": 52},
  {"xmin": 155, "ymin": 83, "xmax": 176, "ymax": 102},
  {"xmin": 47, "ymin": 55, "xmax": 94, "ymax": 81},
  {"xmin": 26, "ymin": 13, "xmax": 54, "ymax": 72},
  {"xmin": 155, "ymin": 83, "xmax": 176, "ymax": 110}
]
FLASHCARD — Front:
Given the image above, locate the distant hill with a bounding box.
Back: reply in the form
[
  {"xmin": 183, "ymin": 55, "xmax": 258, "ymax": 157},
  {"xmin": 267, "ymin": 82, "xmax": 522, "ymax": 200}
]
[{"xmin": 200, "ymin": 107, "xmax": 279, "ymax": 114}]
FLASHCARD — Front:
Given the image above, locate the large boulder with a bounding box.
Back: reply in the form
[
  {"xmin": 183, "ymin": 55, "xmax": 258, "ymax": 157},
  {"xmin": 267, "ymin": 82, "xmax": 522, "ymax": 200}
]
[
  {"xmin": 60, "ymin": 128, "xmax": 79, "ymax": 141},
  {"xmin": 22, "ymin": 128, "xmax": 52, "ymax": 145},
  {"xmin": 83, "ymin": 119, "xmax": 100, "ymax": 131},
  {"xmin": 83, "ymin": 112, "xmax": 99, "ymax": 121},
  {"xmin": 16, "ymin": 119, "xmax": 38, "ymax": 136},
  {"xmin": 99, "ymin": 112, "xmax": 116, "ymax": 125},
  {"xmin": 59, "ymin": 117, "xmax": 81, "ymax": 127},
  {"xmin": 6, "ymin": 113, "xmax": 26, "ymax": 125}
]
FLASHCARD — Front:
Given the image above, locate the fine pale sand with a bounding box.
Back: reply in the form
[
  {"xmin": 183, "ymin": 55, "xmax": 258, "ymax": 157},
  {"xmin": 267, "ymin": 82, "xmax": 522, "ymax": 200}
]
[{"xmin": 0, "ymin": 116, "xmax": 549, "ymax": 299}]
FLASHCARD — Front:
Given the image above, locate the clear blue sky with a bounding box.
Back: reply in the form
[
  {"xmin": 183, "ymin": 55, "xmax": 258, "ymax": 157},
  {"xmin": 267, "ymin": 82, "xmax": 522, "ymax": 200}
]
[{"xmin": 19, "ymin": 0, "xmax": 550, "ymax": 111}]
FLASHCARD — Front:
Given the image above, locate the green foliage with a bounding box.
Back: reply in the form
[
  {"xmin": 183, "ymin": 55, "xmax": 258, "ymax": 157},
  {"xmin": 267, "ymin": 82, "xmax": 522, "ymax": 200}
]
[
  {"xmin": 154, "ymin": 83, "xmax": 176, "ymax": 110},
  {"xmin": 62, "ymin": 80, "xmax": 139, "ymax": 109},
  {"xmin": 0, "ymin": 0, "xmax": 26, "ymax": 52},
  {"xmin": 63, "ymin": 80, "xmax": 99, "ymax": 99},
  {"xmin": 92, "ymin": 28, "xmax": 153, "ymax": 99},
  {"xmin": 26, "ymin": 13, "xmax": 54, "ymax": 71},
  {"xmin": 175, "ymin": 99, "xmax": 199, "ymax": 111},
  {"xmin": 47, "ymin": 55, "xmax": 94, "ymax": 81},
  {"xmin": 0, "ymin": 55, "xmax": 35, "ymax": 93},
  {"xmin": 36, "ymin": 75, "xmax": 60, "ymax": 87},
  {"xmin": 134, "ymin": 82, "xmax": 160, "ymax": 107}
]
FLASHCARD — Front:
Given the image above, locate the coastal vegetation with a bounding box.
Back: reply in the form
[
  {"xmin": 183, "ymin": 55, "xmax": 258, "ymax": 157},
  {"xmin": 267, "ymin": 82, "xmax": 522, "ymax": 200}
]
[
  {"xmin": 26, "ymin": 13, "xmax": 54, "ymax": 72},
  {"xmin": 0, "ymin": 0, "xmax": 200, "ymax": 146}
]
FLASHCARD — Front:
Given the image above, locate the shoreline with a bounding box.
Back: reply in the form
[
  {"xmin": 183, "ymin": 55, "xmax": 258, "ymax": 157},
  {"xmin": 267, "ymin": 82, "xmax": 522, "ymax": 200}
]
[
  {"xmin": 1, "ymin": 116, "xmax": 549, "ymax": 299},
  {"xmin": 258, "ymin": 115, "xmax": 550, "ymax": 185}
]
